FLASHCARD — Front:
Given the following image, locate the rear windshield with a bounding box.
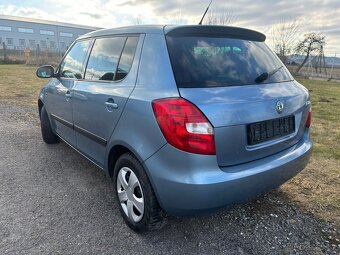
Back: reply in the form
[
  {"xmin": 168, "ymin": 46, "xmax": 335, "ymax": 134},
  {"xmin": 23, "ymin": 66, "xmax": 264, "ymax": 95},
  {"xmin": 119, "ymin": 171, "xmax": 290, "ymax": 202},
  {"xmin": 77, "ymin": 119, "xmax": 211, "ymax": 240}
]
[{"xmin": 166, "ymin": 36, "xmax": 292, "ymax": 88}]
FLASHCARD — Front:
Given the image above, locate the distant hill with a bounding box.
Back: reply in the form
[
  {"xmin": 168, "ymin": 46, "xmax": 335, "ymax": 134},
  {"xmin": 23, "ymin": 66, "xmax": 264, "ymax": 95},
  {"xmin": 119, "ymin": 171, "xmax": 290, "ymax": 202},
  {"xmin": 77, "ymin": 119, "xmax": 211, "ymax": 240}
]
[{"xmin": 288, "ymin": 54, "xmax": 340, "ymax": 67}]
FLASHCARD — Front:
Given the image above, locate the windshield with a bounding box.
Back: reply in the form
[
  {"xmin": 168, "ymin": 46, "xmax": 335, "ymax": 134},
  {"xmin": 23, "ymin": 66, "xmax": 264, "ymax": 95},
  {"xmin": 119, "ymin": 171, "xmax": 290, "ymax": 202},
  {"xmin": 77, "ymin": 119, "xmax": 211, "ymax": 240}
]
[{"xmin": 166, "ymin": 36, "xmax": 292, "ymax": 88}]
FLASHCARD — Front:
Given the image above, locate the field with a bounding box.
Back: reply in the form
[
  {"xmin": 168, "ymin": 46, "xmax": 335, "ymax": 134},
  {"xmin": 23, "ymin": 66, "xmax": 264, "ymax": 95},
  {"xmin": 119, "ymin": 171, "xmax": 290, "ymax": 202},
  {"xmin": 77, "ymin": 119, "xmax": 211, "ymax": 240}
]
[
  {"xmin": 287, "ymin": 64, "xmax": 340, "ymax": 80},
  {"xmin": 0, "ymin": 64, "xmax": 339, "ymax": 226}
]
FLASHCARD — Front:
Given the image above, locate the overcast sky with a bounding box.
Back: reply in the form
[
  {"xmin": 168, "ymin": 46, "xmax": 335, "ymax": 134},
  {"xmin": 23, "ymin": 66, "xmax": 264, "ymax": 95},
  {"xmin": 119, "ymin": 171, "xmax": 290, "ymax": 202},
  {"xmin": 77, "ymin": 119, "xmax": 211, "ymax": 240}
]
[{"xmin": 0, "ymin": 0, "xmax": 339, "ymax": 56}]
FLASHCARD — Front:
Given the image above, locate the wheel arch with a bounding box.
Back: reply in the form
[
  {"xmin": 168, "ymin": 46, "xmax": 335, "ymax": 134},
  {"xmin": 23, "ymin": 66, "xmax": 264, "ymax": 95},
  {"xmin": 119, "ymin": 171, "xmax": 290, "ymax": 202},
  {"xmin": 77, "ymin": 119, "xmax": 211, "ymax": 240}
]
[{"xmin": 107, "ymin": 143, "xmax": 144, "ymax": 179}]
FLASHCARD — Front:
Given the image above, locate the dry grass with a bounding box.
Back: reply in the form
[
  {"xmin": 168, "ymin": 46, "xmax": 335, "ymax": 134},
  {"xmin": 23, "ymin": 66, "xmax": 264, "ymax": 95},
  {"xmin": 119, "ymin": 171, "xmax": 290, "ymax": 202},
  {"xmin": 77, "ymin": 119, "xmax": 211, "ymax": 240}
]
[
  {"xmin": 280, "ymin": 78, "xmax": 340, "ymax": 226},
  {"xmin": 0, "ymin": 65, "xmax": 339, "ymax": 225},
  {"xmin": 0, "ymin": 64, "xmax": 46, "ymax": 105}
]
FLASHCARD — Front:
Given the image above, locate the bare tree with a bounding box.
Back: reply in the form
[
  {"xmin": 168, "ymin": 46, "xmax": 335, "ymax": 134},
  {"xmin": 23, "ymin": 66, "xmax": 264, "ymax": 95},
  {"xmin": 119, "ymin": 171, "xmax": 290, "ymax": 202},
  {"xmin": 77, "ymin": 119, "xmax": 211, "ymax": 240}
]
[
  {"xmin": 269, "ymin": 18, "xmax": 300, "ymax": 64},
  {"xmin": 294, "ymin": 32, "xmax": 326, "ymax": 75},
  {"xmin": 205, "ymin": 9, "xmax": 236, "ymax": 25}
]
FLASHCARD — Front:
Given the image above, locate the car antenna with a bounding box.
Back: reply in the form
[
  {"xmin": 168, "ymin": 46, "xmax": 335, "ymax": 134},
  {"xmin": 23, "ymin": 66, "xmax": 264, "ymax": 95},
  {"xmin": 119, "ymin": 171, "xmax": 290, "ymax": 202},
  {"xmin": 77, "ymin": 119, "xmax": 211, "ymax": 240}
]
[{"xmin": 198, "ymin": 0, "xmax": 213, "ymax": 25}]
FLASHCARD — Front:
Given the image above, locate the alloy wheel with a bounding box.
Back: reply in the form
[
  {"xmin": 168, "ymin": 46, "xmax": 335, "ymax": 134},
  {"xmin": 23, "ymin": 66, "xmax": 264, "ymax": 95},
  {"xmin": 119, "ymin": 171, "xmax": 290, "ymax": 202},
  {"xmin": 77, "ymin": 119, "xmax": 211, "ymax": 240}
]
[{"xmin": 116, "ymin": 167, "xmax": 144, "ymax": 222}]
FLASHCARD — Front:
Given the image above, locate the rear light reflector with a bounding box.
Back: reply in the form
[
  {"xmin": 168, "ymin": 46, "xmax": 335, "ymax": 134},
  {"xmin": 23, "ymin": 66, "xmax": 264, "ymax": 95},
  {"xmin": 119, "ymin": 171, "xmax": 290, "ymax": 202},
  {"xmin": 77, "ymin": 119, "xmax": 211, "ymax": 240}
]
[
  {"xmin": 185, "ymin": 122, "xmax": 213, "ymax": 134},
  {"xmin": 152, "ymin": 98, "xmax": 215, "ymax": 155},
  {"xmin": 306, "ymin": 111, "xmax": 312, "ymax": 128}
]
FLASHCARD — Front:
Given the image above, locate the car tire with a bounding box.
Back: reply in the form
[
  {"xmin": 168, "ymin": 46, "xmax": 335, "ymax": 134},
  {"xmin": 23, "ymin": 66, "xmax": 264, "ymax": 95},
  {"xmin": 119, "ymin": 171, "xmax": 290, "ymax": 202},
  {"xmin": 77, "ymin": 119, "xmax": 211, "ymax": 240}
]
[
  {"xmin": 40, "ymin": 106, "xmax": 59, "ymax": 144},
  {"xmin": 113, "ymin": 152, "xmax": 166, "ymax": 232}
]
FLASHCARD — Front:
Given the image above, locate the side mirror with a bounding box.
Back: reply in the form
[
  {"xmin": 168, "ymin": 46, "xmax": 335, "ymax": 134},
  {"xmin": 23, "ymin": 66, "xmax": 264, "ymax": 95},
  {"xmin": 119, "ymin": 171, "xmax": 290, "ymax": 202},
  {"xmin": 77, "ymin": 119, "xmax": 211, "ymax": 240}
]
[{"xmin": 36, "ymin": 65, "xmax": 55, "ymax": 78}]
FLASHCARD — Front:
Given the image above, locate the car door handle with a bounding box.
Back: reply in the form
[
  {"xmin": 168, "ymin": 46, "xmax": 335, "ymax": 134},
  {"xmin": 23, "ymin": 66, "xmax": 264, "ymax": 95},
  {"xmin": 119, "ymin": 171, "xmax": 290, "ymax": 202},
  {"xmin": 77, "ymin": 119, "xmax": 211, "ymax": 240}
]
[
  {"xmin": 65, "ymin": 91, "xmax": 72, "ymax": 98},
  {"xmin": 65, "ymin": 91, "xmax": 72, "ymax": 101},
  {"xmin": 105, "ymin": 101, "xmax": 118, "ymax": 109}
]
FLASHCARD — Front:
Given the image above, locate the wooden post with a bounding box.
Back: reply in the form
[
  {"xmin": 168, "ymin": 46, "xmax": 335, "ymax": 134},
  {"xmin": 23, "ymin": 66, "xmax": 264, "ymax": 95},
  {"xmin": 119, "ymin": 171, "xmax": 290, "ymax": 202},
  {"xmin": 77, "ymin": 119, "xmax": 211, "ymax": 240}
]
[
  {"xmin": 36, "ymin": 44, "xmax": 41, "ymax": 65},
  {"xmin": 24, "ymin": 47, "xmax": 30, "ymax": 64},
  {"xmin": 329, "ymin": 53, "xmax": 336, "ymax": 80}
]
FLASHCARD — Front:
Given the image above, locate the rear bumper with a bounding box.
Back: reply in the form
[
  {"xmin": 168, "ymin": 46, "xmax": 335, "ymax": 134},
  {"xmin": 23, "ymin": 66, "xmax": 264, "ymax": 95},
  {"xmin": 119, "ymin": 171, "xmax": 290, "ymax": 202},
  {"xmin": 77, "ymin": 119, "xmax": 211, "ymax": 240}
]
[{"xmin": 143, "ymin": 132, "xmax": 312, "ymax": 216}]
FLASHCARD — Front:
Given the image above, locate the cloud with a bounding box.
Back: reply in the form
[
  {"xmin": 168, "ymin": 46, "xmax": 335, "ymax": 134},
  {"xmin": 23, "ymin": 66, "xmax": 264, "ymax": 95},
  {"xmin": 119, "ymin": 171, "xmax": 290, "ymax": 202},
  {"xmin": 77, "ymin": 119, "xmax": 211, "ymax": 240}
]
[
  {"xmin": 80, "ymin": 12, "xmax": 102, "ymax": 19},
  {"xmin": 0, "ymin": 5, "xmax": 57, "ymax": 20}
]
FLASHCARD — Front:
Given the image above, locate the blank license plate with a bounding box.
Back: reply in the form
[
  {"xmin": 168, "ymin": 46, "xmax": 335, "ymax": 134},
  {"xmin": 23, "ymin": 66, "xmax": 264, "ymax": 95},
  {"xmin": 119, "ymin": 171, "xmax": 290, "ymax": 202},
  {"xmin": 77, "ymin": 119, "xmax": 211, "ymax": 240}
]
[{"xmin": 247, "ymin": 116, "xmax": 295, "ymax": 145}]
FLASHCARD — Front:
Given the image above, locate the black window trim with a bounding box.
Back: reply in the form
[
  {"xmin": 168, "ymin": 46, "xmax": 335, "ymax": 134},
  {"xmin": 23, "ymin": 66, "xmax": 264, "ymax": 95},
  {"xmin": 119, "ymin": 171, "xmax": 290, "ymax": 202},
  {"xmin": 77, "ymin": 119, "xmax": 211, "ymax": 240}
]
[{"xmin": 112, "ymin": 37, "xmax": 128, "ymax": 81}]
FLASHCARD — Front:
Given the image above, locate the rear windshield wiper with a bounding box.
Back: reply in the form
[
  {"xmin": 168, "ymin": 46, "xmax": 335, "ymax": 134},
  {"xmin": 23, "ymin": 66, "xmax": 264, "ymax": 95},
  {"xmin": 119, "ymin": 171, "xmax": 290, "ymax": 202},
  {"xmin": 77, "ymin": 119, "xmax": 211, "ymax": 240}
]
[{"xmin": 255, "ymin": 65, "xmax": 283, "ymax": 83}]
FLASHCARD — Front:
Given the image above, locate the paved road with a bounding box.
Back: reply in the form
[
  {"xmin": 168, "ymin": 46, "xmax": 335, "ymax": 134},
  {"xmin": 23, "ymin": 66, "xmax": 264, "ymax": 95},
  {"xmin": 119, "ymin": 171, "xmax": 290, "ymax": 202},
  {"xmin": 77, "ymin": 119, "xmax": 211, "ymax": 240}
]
[{"xmin": 0, "ymin": 104, "xmax": 338, "ymax": 255}]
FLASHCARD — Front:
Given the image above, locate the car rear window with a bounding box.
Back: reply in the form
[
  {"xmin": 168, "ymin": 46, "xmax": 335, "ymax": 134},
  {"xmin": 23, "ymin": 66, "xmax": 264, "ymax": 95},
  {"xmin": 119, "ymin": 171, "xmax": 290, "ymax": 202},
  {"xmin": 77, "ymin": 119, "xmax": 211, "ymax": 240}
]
[{"xmin": 166, "ymin": 36, "xmax": 292, "ymax": 88}]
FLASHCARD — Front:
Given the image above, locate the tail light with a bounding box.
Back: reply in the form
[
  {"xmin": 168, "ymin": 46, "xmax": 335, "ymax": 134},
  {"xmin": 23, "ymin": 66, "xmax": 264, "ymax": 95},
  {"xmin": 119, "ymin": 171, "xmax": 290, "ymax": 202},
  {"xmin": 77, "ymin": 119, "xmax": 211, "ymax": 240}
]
[
  {"xmin": 306, "ymin": 110, "xmax": 312, "ymax": 128},
  {"xmin": 152, "ymin": 98, "xmax": 215, "ymax": 155}
]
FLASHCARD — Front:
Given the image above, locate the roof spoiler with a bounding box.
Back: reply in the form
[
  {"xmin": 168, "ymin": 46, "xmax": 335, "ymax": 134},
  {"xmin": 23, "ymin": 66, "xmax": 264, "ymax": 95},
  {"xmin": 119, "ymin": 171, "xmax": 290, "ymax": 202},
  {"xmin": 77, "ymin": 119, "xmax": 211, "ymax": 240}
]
[{"xmin": 165, "ymin": 25, "xmax": 266, "ymax": 42}]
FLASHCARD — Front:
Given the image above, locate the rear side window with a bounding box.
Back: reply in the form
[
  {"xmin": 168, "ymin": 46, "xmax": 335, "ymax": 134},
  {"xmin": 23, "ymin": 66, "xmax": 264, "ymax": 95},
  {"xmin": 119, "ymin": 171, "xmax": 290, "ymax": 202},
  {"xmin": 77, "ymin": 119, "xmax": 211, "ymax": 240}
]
[
  {"xmin": 59, "ymin": 40, "xmax": 91, "ymax": 79},
  {"xmin": 166, "ymin": 36, "xmax": 292, "ymax": 88},
  {"xmin": 115, "ymin": 36, "xmax": 139, "ymax": 80},
  {"xmin": 85, "ymin": 37, "xmax": 126, "ymax": 81},
  {"xmin": 84, "ymin": 36, "xmax": 139, "ymax": 82}
]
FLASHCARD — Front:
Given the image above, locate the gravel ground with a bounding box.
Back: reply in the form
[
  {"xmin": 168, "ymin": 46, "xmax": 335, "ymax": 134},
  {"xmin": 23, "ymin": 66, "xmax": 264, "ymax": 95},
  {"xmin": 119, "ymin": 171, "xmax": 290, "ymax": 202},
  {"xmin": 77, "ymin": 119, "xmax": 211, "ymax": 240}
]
[{"xmin": 0, "ymin": 103, "xmax": 339, "ymax": 255}]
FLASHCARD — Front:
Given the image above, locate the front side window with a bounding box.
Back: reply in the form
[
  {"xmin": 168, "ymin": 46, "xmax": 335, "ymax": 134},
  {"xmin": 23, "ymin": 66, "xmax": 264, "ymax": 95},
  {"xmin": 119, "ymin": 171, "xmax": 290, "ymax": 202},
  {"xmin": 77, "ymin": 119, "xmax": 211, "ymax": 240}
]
[
  {"xmin": 85, "ymin": 37, "xmax": 126, "ymax": 81},
  {"xmin": 166, "ymin": 36, "xmax": 292, "ymax": 88},
  {"xmin": 59, "ymin": 40, "xmax": 91, "ymax": 79}
]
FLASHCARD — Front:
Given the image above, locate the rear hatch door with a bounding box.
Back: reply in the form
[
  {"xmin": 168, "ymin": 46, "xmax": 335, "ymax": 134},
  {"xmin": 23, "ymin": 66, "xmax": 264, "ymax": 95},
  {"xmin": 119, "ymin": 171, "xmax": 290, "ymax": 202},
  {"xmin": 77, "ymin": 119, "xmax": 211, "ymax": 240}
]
[{"xmin": 165, "ymin": 26, "xmax": 310, "ymax": 166}]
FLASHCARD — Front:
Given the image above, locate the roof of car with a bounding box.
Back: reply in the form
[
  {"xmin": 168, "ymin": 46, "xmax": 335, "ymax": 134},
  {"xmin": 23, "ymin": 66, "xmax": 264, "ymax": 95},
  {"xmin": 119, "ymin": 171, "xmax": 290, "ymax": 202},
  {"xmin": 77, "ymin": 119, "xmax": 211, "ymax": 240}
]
[
  {"xmin": 78, "ymin": 25, "xmax": 166, "ymax": 39},
  {"xmin": 78, "ymin": 25, "xmax": 266, "ymax": 42}
]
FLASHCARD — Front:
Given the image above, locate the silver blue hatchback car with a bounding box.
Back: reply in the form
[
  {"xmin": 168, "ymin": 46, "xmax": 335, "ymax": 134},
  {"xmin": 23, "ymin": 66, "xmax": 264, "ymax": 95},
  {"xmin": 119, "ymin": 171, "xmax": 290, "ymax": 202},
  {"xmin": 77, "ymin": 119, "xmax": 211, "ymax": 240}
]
[{"xmin": 36, "ymin": 25, "xmax": 312, "ymax": 231}]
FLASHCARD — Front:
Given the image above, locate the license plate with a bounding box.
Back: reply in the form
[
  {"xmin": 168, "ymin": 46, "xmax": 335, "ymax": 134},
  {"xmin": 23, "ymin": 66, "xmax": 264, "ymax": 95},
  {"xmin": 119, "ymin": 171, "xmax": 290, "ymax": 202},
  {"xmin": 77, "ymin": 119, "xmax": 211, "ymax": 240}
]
[{"xmin": 247, "ymin": 116, "xmax": 295, "ymax": 145}]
